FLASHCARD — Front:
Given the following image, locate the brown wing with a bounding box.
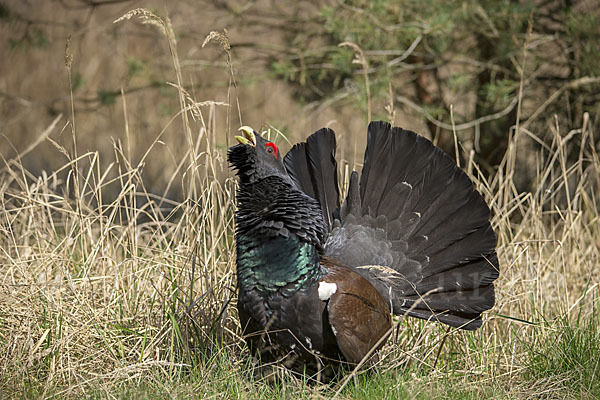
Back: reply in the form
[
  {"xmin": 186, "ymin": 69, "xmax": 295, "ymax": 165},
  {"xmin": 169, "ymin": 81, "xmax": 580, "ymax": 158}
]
[{"xmin": 321, "ymin": 260, "xmax": 392, "ymax": 364}]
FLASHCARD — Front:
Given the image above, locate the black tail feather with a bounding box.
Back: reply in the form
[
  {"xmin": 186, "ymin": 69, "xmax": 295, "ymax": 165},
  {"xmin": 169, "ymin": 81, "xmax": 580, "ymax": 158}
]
[
  {"xmin": 284, "ymin": 128, "xmax": 340, "ymax": 228},
  {"xmin": 400, "ymin": 284, "xmax": 496, "ymax": 315},
  {"xmin": 403, "ymin": 309, "xmax": 485, "ymax": 330},
  {"xmin": 414, "ymin": 254, "xmax": 499, "ymax": 293},
  {"xmin": 339, "ymin": 170, "xmax": 361, "ymax": 220}
]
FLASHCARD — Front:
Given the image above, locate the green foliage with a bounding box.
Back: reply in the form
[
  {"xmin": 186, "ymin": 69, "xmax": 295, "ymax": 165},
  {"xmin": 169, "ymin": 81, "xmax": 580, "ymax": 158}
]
[
  {"xmin": 482, "ymin": 79, "xmax": 518, "ymax": 107},
  {"xmin": 97, "ymin": 89, "xmax": 117, "ymax": 106},
  {"xmin": 566, "ymin": 12, "xmax": 600, "ymax": 77},
  {"xmin": 7, "ymin": 38, "xmax": 21, "ymax": 49},
  {"xmin": 30, "ymin": 29, "xmax": 49, "ymax": 48},
  {"xmin": 127, "ymin": 58, "xmax": 146, "ymax": 77},
  {"xmin": 7, "ymin": 28, "xmax": 49, "ymax": 49},
  {"xmin": 267, "ymin": 0, "xmax": 600, "ymax": 169},
  {"xmin": 272, "ymin": 0, "xmax": 529, "ymax": 113},
  {"xmin": 448, "ymin": 73, "xmax": 473, "ymax": 91}
]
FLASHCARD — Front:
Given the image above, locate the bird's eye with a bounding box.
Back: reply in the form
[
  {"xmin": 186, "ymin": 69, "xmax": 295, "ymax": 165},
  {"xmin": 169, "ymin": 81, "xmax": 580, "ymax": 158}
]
[{"xmin": 265, "ymin": 142, "xmax": 278, "ymax": 158}]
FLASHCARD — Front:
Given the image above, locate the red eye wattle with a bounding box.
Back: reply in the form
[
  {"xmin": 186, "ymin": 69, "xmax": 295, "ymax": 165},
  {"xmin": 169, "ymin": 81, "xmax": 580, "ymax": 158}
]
[{"xmin": 265, "ymin": 142, "xmax": 278, "ymax": 158}]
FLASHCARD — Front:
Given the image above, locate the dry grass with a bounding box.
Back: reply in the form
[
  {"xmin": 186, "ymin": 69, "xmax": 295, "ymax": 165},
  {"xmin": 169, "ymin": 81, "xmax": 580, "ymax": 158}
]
[{"xmin": 1, "ymin": 6, "xmax": 599, "ymax": 400}]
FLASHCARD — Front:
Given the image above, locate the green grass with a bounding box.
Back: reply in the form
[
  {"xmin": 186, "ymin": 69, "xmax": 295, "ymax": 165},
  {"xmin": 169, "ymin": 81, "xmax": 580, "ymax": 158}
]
[
  {"xmin": 526, "ymin": 299, "xmax": 600, "ymax": 398},
  {"xmin": 18, "ymin": 333, "xmax": 591, "ymax": 400},
  {"xmin": 13, "ymin": 348, "xmax": 510, "ymax": 399}
]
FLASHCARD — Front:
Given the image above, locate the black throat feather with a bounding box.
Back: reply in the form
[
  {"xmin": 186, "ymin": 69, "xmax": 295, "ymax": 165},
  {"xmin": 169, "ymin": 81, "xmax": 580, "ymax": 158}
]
[{"xmin": 228, "ymin": 144, "xmax": 258, "ymax": 184}]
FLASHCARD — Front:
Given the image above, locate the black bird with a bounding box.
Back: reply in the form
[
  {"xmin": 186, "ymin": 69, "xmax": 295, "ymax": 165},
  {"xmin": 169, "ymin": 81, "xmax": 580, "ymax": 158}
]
[{"xmin": 228, "ymin": 121, "xmax": 499, "ymax": 374}]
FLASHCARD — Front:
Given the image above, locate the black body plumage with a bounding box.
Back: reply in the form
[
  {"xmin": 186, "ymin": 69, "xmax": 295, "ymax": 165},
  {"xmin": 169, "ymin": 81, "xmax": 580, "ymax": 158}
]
[{"xmin": 228, "ymin": 121, "xmax": 499, "ymax": 373}]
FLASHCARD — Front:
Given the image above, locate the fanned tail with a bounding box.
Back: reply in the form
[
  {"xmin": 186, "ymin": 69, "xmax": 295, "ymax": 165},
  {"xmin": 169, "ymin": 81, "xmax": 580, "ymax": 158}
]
[
  {"xmin": 284, "ymin": 121, "xmax": 499, "ymax": 330},
  {"xmin": 326, "ymin": 121, "xmax": 499, "ymax": 330}
]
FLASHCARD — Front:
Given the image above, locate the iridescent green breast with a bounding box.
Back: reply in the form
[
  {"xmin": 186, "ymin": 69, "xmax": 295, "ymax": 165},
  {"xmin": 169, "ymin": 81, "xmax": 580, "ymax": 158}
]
[{"xmin": 236, "ymin": 234, "xmax": 323, "ymax": 296}]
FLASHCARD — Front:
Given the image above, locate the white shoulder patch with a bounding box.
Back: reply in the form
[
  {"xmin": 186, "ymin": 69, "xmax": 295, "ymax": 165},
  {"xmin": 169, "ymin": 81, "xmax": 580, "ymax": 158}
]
[{"xmin": 318, "ymin": 281, "xmax": 337, "ymax": 301}]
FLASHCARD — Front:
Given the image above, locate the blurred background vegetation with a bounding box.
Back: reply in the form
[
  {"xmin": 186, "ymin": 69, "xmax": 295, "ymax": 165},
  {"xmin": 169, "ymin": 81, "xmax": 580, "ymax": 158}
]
[{"xmin": 1, "ymin": 0, "xmax": 599, "ymax": 200}]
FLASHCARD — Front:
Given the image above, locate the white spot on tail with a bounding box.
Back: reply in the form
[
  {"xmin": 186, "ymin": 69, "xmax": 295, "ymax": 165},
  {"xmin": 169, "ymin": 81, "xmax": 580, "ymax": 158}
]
[
  {"xmin": 305, "ymin": 337, "xmax": 312, "ymax": 349},
  {"xmin": 318, "ymin": 281, "xmax": 337, "ymax": 301},
  {"xmin": 402, "ymin": 181, "xmax": 413, "ymax": 189},
  {"xmin": 331, "ymin": 326, "xmax": 338, "ymax": 336}
]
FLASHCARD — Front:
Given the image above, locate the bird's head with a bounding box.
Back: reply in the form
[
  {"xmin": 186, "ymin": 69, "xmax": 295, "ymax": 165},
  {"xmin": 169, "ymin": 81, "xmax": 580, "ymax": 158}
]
[{"xmin": 228, "ymin": 126, "xmax": 290, "ymax": 184}]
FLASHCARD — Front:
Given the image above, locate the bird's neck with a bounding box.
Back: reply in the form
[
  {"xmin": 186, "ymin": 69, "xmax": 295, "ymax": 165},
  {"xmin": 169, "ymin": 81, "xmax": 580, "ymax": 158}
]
[{"xmin": 234, "ymin": 176, "xmax": 326, "ymax": 295}]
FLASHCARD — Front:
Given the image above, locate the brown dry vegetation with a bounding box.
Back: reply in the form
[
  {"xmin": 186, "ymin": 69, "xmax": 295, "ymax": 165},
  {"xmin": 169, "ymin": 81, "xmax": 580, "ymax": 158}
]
[
  {"xmin": 0, "ymin": 0, "xmax": 380, "ymax": 201},
  {"xmin": 1, "ymin": 1, "xmax": 599, "ymax": 399}
]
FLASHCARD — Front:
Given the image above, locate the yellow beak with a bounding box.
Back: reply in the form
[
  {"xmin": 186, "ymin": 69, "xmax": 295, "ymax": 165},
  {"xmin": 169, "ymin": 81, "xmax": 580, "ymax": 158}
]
[{"xmin": 235, "ymin": 126, "xmax": 256, "ymax": 146}]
